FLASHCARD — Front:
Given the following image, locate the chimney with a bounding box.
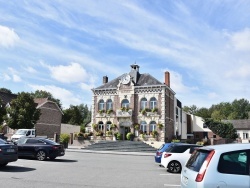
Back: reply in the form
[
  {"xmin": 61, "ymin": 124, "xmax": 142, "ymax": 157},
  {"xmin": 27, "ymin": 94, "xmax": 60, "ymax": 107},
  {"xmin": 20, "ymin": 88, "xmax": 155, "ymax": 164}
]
[
  {"xmin": 165, "ymin": 71, "xmax": 170, "ymax": 87},
  {"xmin": 103, "ymin": 76, "xmax": 108, "ymax": 84}
]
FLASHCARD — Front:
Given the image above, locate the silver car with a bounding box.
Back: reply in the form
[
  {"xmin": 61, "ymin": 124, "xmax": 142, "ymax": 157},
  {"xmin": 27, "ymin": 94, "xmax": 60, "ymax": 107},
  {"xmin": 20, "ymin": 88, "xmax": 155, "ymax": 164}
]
[{"xmin": 181, "ymin": 143, "xmax": 250, "ymax": 188}]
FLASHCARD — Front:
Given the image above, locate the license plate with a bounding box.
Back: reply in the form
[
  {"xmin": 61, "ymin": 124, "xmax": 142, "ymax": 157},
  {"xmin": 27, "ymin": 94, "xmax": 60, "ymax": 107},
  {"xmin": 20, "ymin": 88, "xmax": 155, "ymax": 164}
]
[
  {"xmin": 7, "ymin": 149, "xmax": 15, "ymax": 152},
  {"xmin": 182, "ymin": 176, "xmax": 188, "ymax": 185}
]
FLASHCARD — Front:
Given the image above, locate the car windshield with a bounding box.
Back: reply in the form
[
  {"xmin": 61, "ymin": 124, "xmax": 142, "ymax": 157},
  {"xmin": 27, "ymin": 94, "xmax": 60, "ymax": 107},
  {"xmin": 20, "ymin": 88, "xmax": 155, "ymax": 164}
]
[
  {"xmin": 185, "ymin": 149, "xmax": 210, "ymax": 172},
  {"xmin": 16, "ymin": 137, "xmax": 28, "ymax": 144},
  {"xmin": 15, "ymin": 130, "xmax": 27, "ymax": 135}
]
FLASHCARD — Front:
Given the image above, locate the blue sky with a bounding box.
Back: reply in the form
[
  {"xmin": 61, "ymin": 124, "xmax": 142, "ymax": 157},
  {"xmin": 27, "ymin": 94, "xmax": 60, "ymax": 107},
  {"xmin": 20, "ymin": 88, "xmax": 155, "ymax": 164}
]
[{"xmin": 0, "ymin": 0, "xmax": 250, "ymax": 109}]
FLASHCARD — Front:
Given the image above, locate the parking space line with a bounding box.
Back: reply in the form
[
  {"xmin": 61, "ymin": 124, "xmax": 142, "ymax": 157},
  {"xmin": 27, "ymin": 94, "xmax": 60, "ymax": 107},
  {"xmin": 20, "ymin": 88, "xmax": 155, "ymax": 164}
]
[
  {"xmin": 164, "ymin": 184, "xmax": 180, "ymax": 187},
  {"xmin": 160, "ymin": 174, "xmax": 180, "ymax": 176}
]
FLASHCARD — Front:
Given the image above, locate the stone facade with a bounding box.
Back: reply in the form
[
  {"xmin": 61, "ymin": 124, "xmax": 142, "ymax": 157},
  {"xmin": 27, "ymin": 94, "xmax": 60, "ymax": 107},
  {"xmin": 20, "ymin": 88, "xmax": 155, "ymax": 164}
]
[{"xmin": 91, "ymin": 64, "xmax": 175, "ymax": 142}]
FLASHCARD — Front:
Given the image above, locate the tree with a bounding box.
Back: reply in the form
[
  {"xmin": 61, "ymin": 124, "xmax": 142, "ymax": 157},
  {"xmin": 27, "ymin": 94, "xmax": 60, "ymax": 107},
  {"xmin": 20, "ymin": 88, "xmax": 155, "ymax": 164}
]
[
  {"xmin": 0, "ymin": 88, "xmax": 12, "ymax": 94},
  {"xmin": 183, "ymin": 105, "xmax": 199, "ymax": 114},
  {"xmin": 204, "ymin": 118, "xmax": 238, "ymax": 139},
  {"xmin": 31, "ymin": 90, "xmax": 62, "ymax": 110},
  {"xmin": 0, "ymin": 99, "xmax": 6, "ymax": 125},
  {"xmin": 62, "ymin": 104, "xmax": 91, "ymax": 126},
  {"xmin": 5, "ymin": 92, "xmax": 41, "ymax": 129},
  {"xmin": 231, "ymin": 99, "xmax": 250, "ymax": 119},
  {"xmin": 195, "ymin": 107, "xmax": 211, "ymax": 119}
]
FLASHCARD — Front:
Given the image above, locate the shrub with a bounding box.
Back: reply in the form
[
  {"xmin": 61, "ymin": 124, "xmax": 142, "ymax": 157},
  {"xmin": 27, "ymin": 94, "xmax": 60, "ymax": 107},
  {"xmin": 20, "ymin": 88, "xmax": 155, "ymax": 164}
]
[
  {"xmin": 152, "ymin": 130, "xmax": 158, "ymax": 138},
  {"xmin": 157, "ymin": 123, "xmax": 163, "ymax": 130},
  {"xmin": 126, "ymin": 132, "xmax": 134, "ymax": 140},
  {"xmin": 106, "ymin": 131, "xmax": 113, "ymax": 136},
  {"xmin": 80, "ymin": 125, "xmax": 85, "ymax": 133},
  {"xmin": 60, "ymin": 133, "xmax": 70, "ymax": 144}
]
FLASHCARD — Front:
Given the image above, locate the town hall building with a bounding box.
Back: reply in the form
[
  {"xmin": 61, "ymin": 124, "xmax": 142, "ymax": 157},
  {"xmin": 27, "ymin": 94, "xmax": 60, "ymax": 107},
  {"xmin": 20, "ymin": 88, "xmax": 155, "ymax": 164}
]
[{"xmin": 91, "ymin": 64, "xmax": 176, "ymax": 142}]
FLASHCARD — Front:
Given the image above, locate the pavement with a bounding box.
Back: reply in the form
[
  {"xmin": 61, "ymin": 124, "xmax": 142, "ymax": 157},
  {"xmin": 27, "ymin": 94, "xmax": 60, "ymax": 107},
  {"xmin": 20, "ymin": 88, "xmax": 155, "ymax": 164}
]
[
  {"xmin": 65, "ymin": 141, "xmax": 164, "ymax": 156},
  {"xmin": 66, "ymin": 147, "xmax": 155, "ymax": 156}
]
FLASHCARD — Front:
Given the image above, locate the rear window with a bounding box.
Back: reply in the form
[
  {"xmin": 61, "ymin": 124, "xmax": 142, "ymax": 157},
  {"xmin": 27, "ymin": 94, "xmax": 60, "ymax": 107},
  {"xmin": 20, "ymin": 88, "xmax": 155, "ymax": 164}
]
[
  {"xmin": 218, "ymin": 150, "xmax": 248, "ymax": 175},
  {"xmin": 186, "ymin": 149, "xmax": 210, "ymax": 172},
  {"xmin": 158, "ymin": 144, "xmax": 165, "ymax": 150},
  {"xmin": 166, "ymin": 145, "xmax": 191, "ymax": 153}
]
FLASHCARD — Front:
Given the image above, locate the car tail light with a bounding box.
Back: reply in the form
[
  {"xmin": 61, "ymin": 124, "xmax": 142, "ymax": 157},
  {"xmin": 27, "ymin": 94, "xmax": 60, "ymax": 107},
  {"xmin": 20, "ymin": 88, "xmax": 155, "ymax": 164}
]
[
  {"xmin": 156, "ymin": 151, "xmax": 162, "ymax": 156},
  {"xmin": 195, "ymin": 150, "xmax": 215, "ymax": 182},
  {"xmin": 52, "ymin": 146, "xmax": 59, "ymax": 150},
  {"xmin": 164, "ymin": 153, "xmax": 172, "ymax": 158}
]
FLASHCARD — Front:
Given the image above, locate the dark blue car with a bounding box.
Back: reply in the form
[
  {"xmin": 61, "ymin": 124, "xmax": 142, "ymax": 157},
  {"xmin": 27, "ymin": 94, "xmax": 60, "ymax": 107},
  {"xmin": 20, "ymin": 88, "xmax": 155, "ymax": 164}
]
[{"xmin": 155, "ymin": 143, "xmax": 173, "ymax": 163}]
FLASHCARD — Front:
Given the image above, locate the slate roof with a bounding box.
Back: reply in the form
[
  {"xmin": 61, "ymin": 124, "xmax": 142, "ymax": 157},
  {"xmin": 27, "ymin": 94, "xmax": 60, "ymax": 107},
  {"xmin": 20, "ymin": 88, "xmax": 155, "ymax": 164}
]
[
  {"xmin": 94, "ymin": 73, "xmax": 165, "ymax": 90},
  {"xmin": 0, "ymin": 91, "xmax": 17, "ymax": 105},
  {"xmin": 224, "ymin": 119, "xmax": 250, "ymax": 130}
]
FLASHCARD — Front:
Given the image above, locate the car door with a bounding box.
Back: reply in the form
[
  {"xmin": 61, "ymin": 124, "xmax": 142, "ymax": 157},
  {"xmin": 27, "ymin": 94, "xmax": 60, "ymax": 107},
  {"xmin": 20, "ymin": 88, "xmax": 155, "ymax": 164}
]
[
  {"xmin": 216, "ymin": 150, "xmax": 250, "ymax": 188},
  {"xmin": 19, "ymin": 138, "xmax": 39, "ymax": 157}
]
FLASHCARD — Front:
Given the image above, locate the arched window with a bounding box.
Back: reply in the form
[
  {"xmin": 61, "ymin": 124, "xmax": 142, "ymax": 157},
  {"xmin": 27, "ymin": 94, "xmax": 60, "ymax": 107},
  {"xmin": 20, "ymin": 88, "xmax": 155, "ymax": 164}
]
[
  {"xmin": 121, "ymin": 99, "xmax": 129, "ymax": 108},
  {"xmin": 98, "ymin": 99, "xmax": 105, "ymax": 110},
  {"xmin": 150, "ymin": 97, "xmax": 157, "ymax": 109},
  {"xmin": 140, "ymin": 98, "xmax": 147, "ymax": 110},
  {"xmin": 140, "ymin": 121, "xmax": 147, "ymax": 134},
  {"xmin": 149, "ymin": 121, "xmax": 157, "ymax": 134},
  {"xmin": 106, "ymin": 99, "xmax": 113, "ymax": 110},
  {"xmin": 98, "ymin": 121, "xmax": 104, "ymax": 131},
  {"xmin": 106, "ymin": 121, "xmax": 112, "ymax": 131}
]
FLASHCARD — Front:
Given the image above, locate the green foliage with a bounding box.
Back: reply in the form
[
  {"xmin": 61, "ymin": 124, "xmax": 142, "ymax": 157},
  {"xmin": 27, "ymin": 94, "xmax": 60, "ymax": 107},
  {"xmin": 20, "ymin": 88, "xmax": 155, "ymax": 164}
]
[
  {"xmin": 0, "ymin": 88, "xmax": 12, "ymax": 94},
  {"xmin": 106, "ymin": 109, "xmax": 113, "ymax": 114},
  {"xmin": 134, "ymin": 124, "xmax": 140, "ymax": 130},
  {"xmin": 5, "ymin": 92, "xmax": 41, "ymax": 129},
  {"xmin": 92, "ymin": 123, "xmax": 98, "ymax": 130},
  {"xmin": 114, "ymin": 132, "xmax": 122, "ymax": 140},
  {"xmin": 184, "ymin": 98, "xmax": 250, "ymax": 120},
  {"xmin": 0, "ymin": 98, "xmax": 6, "ymax": 125},
  {"xmin": 31, "ymin": 90, "xmax": 62, "ymax": 110},
  {"xmin": 126, "ymin": 132, "xmax": 134, "ymax": 140},
  {"xmin": 157, "ymin": 123, "xmax": 163, "ymax": 130},
  {"xmin": 204, "ymin": 118, "xmax": 238, "ymax": 139},
  {"xmin": 60, "ymin": 133, "xmax": 70, "ymax": 143},
  {"xmin": 152, "ymin": 130, "xmax": 158, "ymax": 138},
  {"xmin": 62, "ymin": 104, "xmax": 91, "ymax": 126},
  {"xmin": 172, "ymin": 139, "xmax": 181, "ymax": 143},
  {"xmin": 80, "ymin": 125, "xmax": 85, "ymax": 133},
  {"xmin": 106, "ymin": 131, "xmax": 113, "ymax": 136}
]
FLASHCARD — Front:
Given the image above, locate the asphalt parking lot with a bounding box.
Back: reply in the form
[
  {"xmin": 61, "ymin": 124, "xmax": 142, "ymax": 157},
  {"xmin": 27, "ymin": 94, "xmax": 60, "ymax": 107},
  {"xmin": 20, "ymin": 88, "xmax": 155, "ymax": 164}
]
[{"xmin": 0, "ymin": 149, "xmax": 181, "ymax": 188}]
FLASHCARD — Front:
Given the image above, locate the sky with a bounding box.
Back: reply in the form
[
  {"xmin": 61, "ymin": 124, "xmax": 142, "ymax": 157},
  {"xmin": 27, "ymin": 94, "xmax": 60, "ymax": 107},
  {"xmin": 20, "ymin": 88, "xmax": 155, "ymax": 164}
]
[{"xmin": 0, "ymin": 0, "xmax": 250, "ymax": 109}]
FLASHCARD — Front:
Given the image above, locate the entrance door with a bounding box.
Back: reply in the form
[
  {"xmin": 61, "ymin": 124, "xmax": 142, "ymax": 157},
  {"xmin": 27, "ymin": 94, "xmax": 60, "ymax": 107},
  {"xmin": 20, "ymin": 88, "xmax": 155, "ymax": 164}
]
[{"xmin": 124, "ymin": 127, "xmax": 131, "ymax": 140}]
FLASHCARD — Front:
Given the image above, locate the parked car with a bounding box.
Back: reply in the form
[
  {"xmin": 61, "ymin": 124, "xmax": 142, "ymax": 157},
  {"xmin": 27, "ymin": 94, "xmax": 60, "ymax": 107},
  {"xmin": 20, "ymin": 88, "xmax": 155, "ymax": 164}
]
[
  {"xmin": 161, "ymin": 143, "xmax": 202, "ymax": 173},
  {"xmin": 181, "ymin": 143, "xmax": 250, "ymax": 188},
  {"xmin": 155, "ymin": 143, "xmax": 177, "ymax": 163},
  {"xmin": 0, "ymin": 138, "xmax": 18, "ymax": 166},
  {"xmin": 16, "ymin": 137, "xmax": 65, "ymax": 161},
  {"xmin": 11, "ymin": 129, "xmax": 36, "ymax": 142}
]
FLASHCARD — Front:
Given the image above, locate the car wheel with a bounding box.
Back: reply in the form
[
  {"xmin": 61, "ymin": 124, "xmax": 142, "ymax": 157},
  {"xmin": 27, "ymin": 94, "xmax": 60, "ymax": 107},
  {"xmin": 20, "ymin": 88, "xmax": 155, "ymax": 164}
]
[
  {"xmin": 168, "ymin": 161, "xmax": 181, "ymax": 173},
  {"xmin": 36, "ymin": 150, "xmax": 47, "ymax": 161},
  {"xmin": 0, "ymin": 163, "xmax": 8, "ymax": 167}
]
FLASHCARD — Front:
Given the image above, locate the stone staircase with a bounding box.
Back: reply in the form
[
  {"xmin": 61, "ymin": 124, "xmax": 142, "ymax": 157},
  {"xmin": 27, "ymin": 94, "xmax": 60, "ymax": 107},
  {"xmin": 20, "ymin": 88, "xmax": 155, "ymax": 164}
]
[{"xmin": 82, "ymin": 140, "xmax": 157, "ymax": 153}]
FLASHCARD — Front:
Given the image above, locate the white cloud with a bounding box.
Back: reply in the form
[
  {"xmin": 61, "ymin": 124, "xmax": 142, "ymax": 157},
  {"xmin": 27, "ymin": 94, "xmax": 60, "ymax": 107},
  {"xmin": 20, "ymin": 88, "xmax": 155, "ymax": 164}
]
[
  {"xmin": 0, "ymin": 25, "xmax": 20, "ymax": 48},
  {"xmin": 166, "ymin": 70, "xmax": 198, "ymax": 94},
  {"xmin": 3, "ymin": 73, "xmax": 11, "ymax": 81},
  {"xmin": 29, "ymin": 84, "xmax": 82, "ymax": 109},
  {"xmin": 41, "ymin": 62, "xmax": 88, "ymax": 84},
  {"xmin": 24, "ymin": 66, "xmax": 37, "ymax": 73},
  {"xmin": 13, "ymin": 74, "xmax": 22, "ymax": 82},
  {"xmin": 230, "ymin": 28, "xmax": 250, "ymax": 51}
]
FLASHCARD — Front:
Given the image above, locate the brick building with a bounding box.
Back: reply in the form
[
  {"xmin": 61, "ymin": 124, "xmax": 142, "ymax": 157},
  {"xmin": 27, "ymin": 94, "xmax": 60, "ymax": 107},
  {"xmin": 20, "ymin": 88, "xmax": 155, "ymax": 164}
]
[
  {"xmin": 34, "ymin": 98, "xmax": 63, "ymax": 138},
  {"xmin": 91, "ymin": 64, "xmax": 175, "ymax": 142}
]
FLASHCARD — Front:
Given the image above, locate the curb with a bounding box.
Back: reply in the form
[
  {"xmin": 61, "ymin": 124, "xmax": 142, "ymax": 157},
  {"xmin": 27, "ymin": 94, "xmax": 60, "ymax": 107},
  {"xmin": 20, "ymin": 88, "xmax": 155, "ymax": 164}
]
[{"xmin": 66, "ymin": 148, "xmax": 155, "ymax": 156}]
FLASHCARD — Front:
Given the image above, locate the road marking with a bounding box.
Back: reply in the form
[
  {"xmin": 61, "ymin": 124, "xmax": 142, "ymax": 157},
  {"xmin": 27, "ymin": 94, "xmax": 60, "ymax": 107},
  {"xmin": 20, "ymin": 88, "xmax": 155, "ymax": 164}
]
[
  {"xmin": 164, "ymin": 184, "xmax": 181, "ymax": 187},
  {"xmin": 160, "ymin": 174, "xmax": 180, "ymax": 176}
]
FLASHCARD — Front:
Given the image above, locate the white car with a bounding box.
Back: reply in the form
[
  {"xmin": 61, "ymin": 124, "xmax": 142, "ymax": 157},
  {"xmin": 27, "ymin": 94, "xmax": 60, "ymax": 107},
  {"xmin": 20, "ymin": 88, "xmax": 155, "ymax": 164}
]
[
  {"xmin": 161, "ymin": 144, "xmax": 201, "ymax": 173},
  {"xmin": 181, "ymin": 143, "xmax": 250, "ymax": 188}
]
